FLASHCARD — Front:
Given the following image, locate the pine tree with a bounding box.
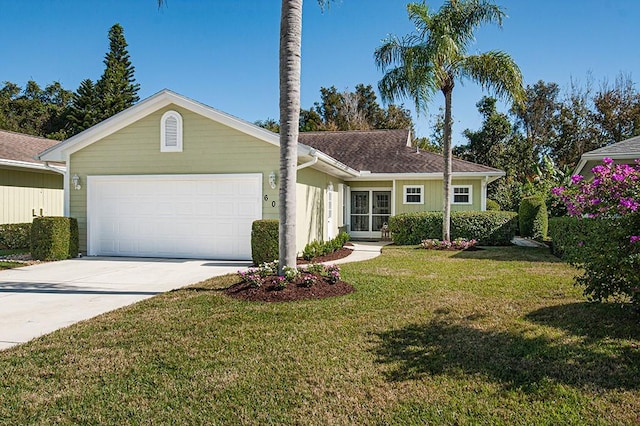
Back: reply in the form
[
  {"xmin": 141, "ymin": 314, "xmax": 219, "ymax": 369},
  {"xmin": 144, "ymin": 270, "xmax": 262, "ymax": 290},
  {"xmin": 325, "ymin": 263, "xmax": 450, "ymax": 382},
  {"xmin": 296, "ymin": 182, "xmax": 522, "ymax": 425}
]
[
  {"xmin": 95, "ymin": 23, "xmax": 140, "ymax": 121},
  {"xmin": 67, "ymin": 79, "xmax": 100, "ymax": 136}
]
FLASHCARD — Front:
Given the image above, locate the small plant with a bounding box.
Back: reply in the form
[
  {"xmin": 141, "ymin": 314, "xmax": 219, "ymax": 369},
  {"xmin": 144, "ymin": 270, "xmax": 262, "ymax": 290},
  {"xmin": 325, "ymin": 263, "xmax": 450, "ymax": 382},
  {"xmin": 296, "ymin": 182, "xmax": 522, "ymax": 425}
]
[
  {"xmin": 283, "ymin": 265, "xmax": 299, "ymax": 282},
  {"xmin": 325, "ymin": 265, "xmax": 341, "ymax": 284},
  {"xmin": 305, "ymin": 263, "xmax": 325, "ymax": 274},
  {"xmin": 302, "ymin": 232, "xmax": 350, "ymax": 260},
  {"xmin": 300, "ymin": 273, "xmax": 316, "ymax": 288},
  {"xmin": 421, "ymin": 238, "xmax": 477, "ymax": 250},
  {"xmin": 272, "ymin": 276, "xmax": 287, "ymax": 290},
  {"xmin": 237, "ymin": 270, "xmax": 264, "ymax": 288}
]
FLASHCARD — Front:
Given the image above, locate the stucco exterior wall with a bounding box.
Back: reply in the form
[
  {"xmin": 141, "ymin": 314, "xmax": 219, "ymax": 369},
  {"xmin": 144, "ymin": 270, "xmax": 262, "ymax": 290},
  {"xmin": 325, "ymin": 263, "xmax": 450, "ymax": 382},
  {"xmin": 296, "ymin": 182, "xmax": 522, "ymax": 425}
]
[{"xmin": 0, "ymin": 167, "xmax": 63, "ymax": 224}]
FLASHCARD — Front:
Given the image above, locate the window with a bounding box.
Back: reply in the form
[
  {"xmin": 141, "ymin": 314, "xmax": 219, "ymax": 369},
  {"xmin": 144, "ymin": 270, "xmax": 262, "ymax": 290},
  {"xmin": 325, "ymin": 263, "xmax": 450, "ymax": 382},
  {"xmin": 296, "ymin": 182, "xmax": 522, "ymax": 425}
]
[
  {"xmin": 403, "ymin": 185, "xmax": 423, "ymax": 204},
  {"xmin": 160, "ymin": 110, "xmax": 183, "ymax": 152},
  {"xmin": 451, "ymin": 185, "xmax": 472, "ymax": 204}
]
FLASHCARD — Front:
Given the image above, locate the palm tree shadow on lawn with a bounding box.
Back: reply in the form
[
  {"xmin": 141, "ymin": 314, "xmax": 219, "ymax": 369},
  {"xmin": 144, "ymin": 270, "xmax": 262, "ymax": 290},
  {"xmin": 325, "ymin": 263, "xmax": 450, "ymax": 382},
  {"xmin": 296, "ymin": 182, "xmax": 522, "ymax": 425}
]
[
  {"xmin": 450, "ymin": 246, "xmax": 560, "ymax": 263},
  {"xmin": 371, "ymin": 303, "xmax": 640, "ymax": 392}
]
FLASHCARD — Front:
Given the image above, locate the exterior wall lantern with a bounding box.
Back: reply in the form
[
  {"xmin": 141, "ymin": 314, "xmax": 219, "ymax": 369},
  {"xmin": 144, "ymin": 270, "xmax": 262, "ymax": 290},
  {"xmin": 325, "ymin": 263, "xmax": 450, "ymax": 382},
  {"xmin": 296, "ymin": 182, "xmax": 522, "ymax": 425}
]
[
  {"xmin": 268, "ymin": 171, "xmax": 277, "ymax": 189},
  {"xmin": 72, "ymin": 174, "xmax": 82, "ymax": 190}
]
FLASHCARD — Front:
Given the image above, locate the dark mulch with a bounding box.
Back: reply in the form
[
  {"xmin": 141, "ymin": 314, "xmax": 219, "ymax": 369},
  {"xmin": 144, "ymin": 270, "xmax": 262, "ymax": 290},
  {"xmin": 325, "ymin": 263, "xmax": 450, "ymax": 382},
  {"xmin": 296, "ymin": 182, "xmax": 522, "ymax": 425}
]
[
  {"xmin": 224, "ymin": 276, "xmax": 355, "ymax": 302},
  {"xmin": 296, "ymin": 247, "xmax": 353, "ymax": 265}
]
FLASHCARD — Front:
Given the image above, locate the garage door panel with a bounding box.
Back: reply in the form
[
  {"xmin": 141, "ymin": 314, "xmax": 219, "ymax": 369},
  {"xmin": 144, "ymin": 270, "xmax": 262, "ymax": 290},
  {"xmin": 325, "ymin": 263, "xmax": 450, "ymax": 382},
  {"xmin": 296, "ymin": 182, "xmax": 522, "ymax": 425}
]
[{"xmin": 88, "ymin": 174, "xmax": 262, "ymax": 260}]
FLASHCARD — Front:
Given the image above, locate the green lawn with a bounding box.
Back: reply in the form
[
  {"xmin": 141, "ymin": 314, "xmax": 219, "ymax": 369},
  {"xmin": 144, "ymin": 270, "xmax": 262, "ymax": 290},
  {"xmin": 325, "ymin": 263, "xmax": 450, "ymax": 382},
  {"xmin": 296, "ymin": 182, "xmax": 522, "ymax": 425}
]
[
  {"xmin": 1, "ymin": 246, "xmax": 638, "ymax": 424},
  {"xmin": 0, "ymin": 249, "xmax": 28, "ymax": 270}
]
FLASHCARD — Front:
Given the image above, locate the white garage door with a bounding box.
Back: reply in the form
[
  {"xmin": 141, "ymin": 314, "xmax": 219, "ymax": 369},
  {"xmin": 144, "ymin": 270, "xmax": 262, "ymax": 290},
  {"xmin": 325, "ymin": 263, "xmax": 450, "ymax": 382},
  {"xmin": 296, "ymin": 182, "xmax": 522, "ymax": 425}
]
[{"xmin": 87, "ymin": 174, "xmax": 262, "ymax": 260}]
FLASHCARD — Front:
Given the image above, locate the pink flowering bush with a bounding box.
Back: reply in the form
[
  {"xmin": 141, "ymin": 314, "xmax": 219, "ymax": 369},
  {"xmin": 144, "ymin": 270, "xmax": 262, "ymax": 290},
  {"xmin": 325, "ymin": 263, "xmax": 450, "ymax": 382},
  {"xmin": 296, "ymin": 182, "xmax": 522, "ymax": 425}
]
[{"xmin": 553, "ymin": 158, "xmax": 640, "ymax": 308}]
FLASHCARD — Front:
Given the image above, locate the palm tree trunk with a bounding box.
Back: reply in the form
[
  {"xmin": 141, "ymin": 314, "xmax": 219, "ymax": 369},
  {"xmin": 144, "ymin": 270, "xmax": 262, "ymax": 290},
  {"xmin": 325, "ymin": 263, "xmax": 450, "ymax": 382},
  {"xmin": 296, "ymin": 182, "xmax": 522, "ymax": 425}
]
[
  {"xmin": 442, "ymin": 86, "xmax": 453, "ymax": 241},
  {"xmin": 278, "ymin": 0, "xmax": 303, "ymax": 274}
]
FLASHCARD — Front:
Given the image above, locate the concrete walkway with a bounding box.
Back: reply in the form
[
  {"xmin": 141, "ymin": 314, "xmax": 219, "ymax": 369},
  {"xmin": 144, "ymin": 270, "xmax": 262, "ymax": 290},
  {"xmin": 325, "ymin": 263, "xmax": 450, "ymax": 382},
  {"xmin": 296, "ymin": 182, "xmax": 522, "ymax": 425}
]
[
  {"xmin": 511, "ymin": 236, "xmax": 549, "ymax": 248},
  {"xmin": 328, "ymin": 241, "xmax": 390, "ymax": 265},
  {"xmin": 0, "ymin": 257, "xmax": 250, "ymax": 350}
]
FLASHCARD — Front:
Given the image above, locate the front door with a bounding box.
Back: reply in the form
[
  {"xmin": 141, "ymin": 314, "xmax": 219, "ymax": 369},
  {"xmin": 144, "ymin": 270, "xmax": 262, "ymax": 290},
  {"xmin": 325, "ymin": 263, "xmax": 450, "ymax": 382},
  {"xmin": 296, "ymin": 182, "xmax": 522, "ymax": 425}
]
[{"xmin": 350, "ymin": 190, "xmax": 391, "ymax": 239}]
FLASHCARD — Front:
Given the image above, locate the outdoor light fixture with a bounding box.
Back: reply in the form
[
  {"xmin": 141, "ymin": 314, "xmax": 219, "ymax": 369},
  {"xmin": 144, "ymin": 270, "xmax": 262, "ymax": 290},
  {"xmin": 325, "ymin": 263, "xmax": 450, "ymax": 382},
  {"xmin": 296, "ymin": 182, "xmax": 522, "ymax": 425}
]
[
  {"xmin": 72, "ymin": 174, "xmax": 81, "ymax": 190},
  {"xmin": 268, "ymin": 171, "xmax": 277, "ymax": 189}
]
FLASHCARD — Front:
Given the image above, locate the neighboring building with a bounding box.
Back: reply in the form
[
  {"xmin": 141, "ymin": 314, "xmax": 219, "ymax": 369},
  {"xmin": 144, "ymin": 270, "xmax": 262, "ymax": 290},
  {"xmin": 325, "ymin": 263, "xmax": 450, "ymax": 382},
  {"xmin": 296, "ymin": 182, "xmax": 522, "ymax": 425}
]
[
  {"xmin": 575, "ymin": 135, "xmax": 640, "ymax": 178},
  {"xmin": 0, "ymin": 130, "xmax": 65, "ymax": 224},
  {"xmin": 38, "ymin": 90, "xmax": 503, "ymax": 260}
]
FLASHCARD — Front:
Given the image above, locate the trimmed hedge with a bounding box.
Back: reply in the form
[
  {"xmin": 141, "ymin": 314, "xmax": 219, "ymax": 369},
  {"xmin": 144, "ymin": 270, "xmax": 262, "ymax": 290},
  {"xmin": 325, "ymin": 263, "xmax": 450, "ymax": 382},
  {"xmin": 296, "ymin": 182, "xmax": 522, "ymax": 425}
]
[
  {"xmin": 549, "ymin": 214, "xmax": 640, "ymax": 305},
  {"xmin": 30, "ymin": 217, "xmax": 79, "ymax": 260},
  {"xmin": 0, "ymin": 223, "xmax": 32, "ymax": 249},
  {"xmin": 251, "ymin": 219, "xmax": 279, "ymax": 265},
  {"xmin": 518, "ymin": 196, "xmax": 548, "ymax": 239},
  {"xmin": 388, "ymin": 211, "xmax": 518, "ymax": 246},
  {"xmin": 548, "ymin": 216, "xmax": 588, "ymax": 258}
]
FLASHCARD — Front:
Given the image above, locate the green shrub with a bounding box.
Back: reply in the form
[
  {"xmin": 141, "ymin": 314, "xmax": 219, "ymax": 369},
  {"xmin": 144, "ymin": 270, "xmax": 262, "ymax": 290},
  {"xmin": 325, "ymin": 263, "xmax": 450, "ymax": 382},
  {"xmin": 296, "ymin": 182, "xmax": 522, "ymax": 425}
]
[
  {"xmin": 0, "ymin": 223, "xmax": 32, "ymax": 249},
  {"xmin": 486, "ymin": 199, "xmax": 500, "ymax": 211},
  {"xmin": 548, "ymin": 216, "xmax": 588, "ymax": 258},
  {"xmin": 302, "ymin": 232, "xmax": 349, "ymax": 261},
  {"xmin": 389, "ymin": 211, "xmax": 518, "ymax": 246},
  {"xmin": 451, "ymin": 211, "xmax": 519, "ymax": 245},
  {"xmin": 250, "ymin": 219, "xmax": 279, "ymax": 265},
  {"xmin": 518, "ymin": 196, "xmax": 548, "ymax": 239},
  {"xmin": 550, "ymin": 213, "xmax": 640, "ymax": 305},
  {"xmin": 30, "ymin": 217, "xmax": 78, "ymax": 261}
]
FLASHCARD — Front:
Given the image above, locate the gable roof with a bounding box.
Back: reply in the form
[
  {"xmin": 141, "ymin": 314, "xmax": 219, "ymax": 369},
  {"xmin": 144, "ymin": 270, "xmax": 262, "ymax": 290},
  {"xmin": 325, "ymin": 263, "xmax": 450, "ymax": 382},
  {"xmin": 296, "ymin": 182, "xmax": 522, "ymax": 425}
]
[
  {"xmin": 298, "ymin": 129, "xmax": 504, "ymax": 178},
  {"xmin": 36, "ymin": 89, "xmax": 359, "ymax": 179},
  {"xmin": 0, "ymin": 129, "xmax": 65, "ymax": 173},
  {"xmin": 574, "ymin": 135, "xmax": 640, "ymax": 175}
]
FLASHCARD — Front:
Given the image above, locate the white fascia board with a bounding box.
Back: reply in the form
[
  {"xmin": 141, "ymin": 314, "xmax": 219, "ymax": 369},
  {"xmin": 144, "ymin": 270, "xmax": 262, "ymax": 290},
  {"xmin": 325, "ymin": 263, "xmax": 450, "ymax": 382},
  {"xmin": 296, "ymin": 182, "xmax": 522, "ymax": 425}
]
[
  {"xmin": 0, "ymin": 158, "xmax": 66, "ymax": 173},
  {"xmin": 38, "ymin": 89, "xmax": 282, "ymax": 161},
  {"xmin": 346, "ymin": 171, "xmax": 505, "ymax": 182},
  {"xmin": 575, "ymin": 152, "xmax": 640, "ymax": 175}
]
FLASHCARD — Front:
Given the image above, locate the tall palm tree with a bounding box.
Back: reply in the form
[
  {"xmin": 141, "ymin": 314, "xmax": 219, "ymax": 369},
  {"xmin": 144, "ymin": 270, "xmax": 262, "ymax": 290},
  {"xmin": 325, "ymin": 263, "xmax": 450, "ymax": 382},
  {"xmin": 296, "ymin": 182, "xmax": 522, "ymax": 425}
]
[
  {"xmin": 158, "ymin": 1, "xmax": 327, "ymax": 273},
  {"xmin": 375, "ymin": 0, "xmax": 525, "ymax": 241}
]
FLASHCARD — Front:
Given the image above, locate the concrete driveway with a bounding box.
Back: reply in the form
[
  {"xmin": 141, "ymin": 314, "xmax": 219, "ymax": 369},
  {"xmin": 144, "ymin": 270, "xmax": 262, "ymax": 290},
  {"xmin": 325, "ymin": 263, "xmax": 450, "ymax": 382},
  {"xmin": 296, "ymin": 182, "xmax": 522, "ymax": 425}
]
[{"xmin": 0, "ymin": 257, "xmax": 250, "ymax": 350}]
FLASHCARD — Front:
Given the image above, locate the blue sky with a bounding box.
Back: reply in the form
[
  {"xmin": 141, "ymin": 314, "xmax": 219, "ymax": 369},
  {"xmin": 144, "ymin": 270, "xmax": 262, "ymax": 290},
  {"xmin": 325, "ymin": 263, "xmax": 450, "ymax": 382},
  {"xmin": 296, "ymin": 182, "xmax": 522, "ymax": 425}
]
[{"xmin": 2, "ymin": 1, "xmax": 639, "ymax": 144}]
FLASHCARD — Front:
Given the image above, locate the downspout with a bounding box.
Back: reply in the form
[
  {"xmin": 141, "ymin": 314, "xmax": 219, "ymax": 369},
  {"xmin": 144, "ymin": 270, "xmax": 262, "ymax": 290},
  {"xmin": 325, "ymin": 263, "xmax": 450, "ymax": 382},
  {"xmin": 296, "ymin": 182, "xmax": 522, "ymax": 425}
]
[{"xmin": 297, "ymin": 154, "xmax": 318, "ymax": 170}]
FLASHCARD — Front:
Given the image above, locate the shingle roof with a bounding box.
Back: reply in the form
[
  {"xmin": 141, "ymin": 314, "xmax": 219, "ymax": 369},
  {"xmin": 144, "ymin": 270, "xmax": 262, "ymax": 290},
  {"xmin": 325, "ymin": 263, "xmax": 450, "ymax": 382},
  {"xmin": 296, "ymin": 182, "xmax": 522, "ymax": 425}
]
[
  {"xmin": 299, "ymin": 129, "xmax": 503, "ymax": 174},
  {"xmin": 0, "ymin": 129, "xmax": 62, "ymax": 165},
  {"xmin": 584, "ymin": 135, "xmax": 640, "ymax": 156}
]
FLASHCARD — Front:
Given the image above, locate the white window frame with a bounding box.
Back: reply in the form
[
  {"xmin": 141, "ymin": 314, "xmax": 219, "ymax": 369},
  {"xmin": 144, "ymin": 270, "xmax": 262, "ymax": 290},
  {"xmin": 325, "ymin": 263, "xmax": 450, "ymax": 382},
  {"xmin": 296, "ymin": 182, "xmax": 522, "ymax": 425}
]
[
  {"xmin": 451, "ymin": 185, "xmax": 473, "ymax": 205},
  {"xmin": 403, "ymin": 185, "xmax": 424, "ymax": 204},
  {"xmin": 160, "ymin": 110, "xmax": 183, "ymax": 152}
]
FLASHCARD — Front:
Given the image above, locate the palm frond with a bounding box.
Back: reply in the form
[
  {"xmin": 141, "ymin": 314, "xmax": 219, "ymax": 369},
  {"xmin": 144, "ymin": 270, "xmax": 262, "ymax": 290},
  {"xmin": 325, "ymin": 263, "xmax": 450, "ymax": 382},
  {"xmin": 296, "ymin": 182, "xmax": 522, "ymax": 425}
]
[{"xmin": 459, "ymin": 50, "xmax": 525, "ymax": 107}]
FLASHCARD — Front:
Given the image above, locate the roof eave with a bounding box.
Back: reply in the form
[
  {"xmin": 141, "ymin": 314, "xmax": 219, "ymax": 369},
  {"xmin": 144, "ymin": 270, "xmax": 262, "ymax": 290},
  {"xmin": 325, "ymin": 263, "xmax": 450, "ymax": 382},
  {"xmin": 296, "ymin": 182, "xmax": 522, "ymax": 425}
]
[
  {"xmin": 347, "ymin": 171, "xmax": 505, "ymax": 181},
  {"xmin": 0, "ymin": 158, "xmax": 67, "ymax": 173}
]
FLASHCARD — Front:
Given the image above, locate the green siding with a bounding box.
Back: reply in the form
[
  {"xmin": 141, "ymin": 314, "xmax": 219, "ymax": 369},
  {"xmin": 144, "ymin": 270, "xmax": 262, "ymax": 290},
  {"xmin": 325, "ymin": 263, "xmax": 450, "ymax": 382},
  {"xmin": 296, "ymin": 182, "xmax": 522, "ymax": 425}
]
[
  {"xmin": 69, "ymin": 104, "xmax": 344, "ymax": 253},
  {"xmin": 394, "ymin": 178, "xmax": 482, "ymax": 213},
  {"xmin": 71, "ymin": 105, "xmax": 280, "ymax": 252},
  {"xmin": 348, "ymin": 180, "xmax": 392, "ymax": 189}
]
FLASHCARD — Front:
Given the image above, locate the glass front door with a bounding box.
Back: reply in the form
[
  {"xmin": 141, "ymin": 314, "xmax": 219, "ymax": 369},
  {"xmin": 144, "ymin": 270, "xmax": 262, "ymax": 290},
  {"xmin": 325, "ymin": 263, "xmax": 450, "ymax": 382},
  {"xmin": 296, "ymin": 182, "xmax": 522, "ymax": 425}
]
[{"xmin": 350, "ymin": 190, "xmax": 391, "ymax": 238}]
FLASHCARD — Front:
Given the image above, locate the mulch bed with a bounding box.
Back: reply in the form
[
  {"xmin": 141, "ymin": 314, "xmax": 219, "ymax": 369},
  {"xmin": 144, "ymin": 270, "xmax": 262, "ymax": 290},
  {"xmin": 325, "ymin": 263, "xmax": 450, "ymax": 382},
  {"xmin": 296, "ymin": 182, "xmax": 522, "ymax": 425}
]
[
  {"xmin": 225, "ymin": 247, "xmax": 356, "ymax": 302},
  {"xmin": 224, "ymin": 277, "xmax": 355, "ymax": 302},
  {"xmin": 296, "ymin": 247, "xmax": 353, "ymax": 264}
]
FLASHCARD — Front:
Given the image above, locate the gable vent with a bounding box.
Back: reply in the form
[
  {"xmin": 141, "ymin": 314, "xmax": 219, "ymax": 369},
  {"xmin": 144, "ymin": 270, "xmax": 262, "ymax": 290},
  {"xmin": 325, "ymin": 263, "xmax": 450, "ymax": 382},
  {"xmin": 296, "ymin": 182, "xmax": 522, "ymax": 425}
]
[
  {"xmin": 160, "ymin": 110, "xmax": 183, "ymax": 152},
  {"xmin": 164, "ymin": 116, "xmax": 178, "ymax": 147}
]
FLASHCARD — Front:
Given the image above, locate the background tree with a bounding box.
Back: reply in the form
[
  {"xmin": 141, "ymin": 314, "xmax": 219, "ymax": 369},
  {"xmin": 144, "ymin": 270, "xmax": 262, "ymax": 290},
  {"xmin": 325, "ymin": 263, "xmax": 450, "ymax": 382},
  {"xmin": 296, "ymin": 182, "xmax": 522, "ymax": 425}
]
[
  {"xmin": 375, "ymin": 0, "xmax": 524, "ymax": 241},
  {"xmin": 592, "ymin": 73, "xmax": 640, "ymax": 144},
  {"xmin": 0, "ymin": 80, "xmax": 73, "ymax": 139},
  {"xmin": 67, "ymin": 79, "xmax": 101, "ymax": 136},
  {"xmin": 95, "ymin": 23, "xmax": 140, "ymax": 122},
  {"xmin": 296, "ymin": 83, "xmax": 413, "ymax": 132}
]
